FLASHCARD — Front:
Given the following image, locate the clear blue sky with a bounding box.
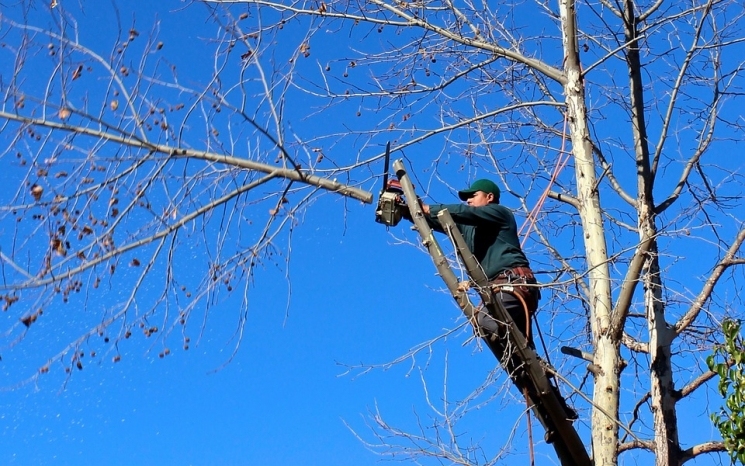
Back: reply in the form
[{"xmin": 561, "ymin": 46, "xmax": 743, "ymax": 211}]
[
  {"xmin": 0, "ymin": 193, "xmax": 532, "ymax": 465},
  {"xmin": 0, "ymin": 1, "xmax": 737, "ymax": 465}
]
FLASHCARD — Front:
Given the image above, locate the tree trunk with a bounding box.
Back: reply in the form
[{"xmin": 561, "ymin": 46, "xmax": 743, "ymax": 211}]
[
  {"xmin": 645, "ymin": 240, "xmax": 681, "ymax": 465},
  {"xmin": 622, "ymin": 0, "xmax": 681, "ymax": 463},
  {"xmin": 560, "ymin": 1, "xmax": 619, "ymax": 464}
]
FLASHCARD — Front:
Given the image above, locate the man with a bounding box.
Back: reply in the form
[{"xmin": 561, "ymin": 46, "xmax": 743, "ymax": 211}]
[
  {"xmin": 417, "ymin": 179, "xmax": 539, "ymax": 342},
  {"xmin": 405, "ymin": 178, "xmax": 578, "ymax": 422}
]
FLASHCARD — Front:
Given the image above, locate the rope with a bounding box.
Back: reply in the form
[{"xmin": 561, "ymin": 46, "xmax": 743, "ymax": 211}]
[
  {"xmin": 534, "ymin": 312, "xmax": 554, "ymax": 370},
  {"xmin": 520, "ymin": 111, "xmax": 571, "ymax": 247},
  {"xmin": 515, "ymin": 112, "xmax": 568, "ymax": 407},
  {"xmin": 491, "ymin": 283, "xmax": 531, "ymax": 341},
  {"xmin": 524, "ymin": 387, "xmax": 535, "ymax": 466}
]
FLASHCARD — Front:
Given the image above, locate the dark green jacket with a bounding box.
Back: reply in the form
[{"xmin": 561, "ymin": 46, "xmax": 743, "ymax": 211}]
[{"xmin": 425, "ymin": 203, "xmax": 529, "ymax": 280}]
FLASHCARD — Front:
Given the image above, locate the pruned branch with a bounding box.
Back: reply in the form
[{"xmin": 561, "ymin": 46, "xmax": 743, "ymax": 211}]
[
  {"xmin": 618, "ymin": 439, "xmax": 654, "ymax": 453},
  {"xmin": 622, "ymin": 333, "xmax": 648, "ymax": 353},
  {"xmin": 547, "ymin": 190, "xmax": 579, "ymax": 209},
  {"xmin": 680, "ymin": 442, "xmax": 727, "ymax": 464}
]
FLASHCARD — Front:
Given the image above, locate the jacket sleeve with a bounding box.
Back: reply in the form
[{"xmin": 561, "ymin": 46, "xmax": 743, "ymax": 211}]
[
  {"xmin": 429, "ymin": 203, "xmax": 509, "ymax": 227},
  {"xmin": 401, "ymin": 205, "xmax": 445, "ymax": 233},
  {"xmin": 423, "ymin": 211, "xmax": 445, "ymax": 233}
]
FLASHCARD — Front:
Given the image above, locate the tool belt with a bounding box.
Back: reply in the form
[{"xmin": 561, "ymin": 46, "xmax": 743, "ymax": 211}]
[{"xmin": 489, "ymin": 267, "xmax": 540, "ymax": 312}]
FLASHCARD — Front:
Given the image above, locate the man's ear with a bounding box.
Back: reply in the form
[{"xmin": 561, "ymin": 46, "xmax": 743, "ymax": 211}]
[{"xmin": 486, "ymin": 192, "xmax": 495, "ymax": 203}]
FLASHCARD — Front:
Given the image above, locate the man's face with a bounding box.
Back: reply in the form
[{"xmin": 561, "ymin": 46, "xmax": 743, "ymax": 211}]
[{"xmin": 466, "ymin": 191, "xmax": 493, "ymax": 207}]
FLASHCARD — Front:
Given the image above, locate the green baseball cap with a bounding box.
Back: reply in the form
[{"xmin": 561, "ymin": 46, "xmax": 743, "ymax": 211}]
[{"xmin": 458, "ymin": 179, "xmax": 501, "ymax": 202}]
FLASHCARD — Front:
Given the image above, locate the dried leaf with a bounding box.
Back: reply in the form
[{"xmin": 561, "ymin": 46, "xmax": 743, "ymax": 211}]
[
  {"xmin": 30, "ymin": 184, "xmax": 43, "ymax": 201},
  {"xmin": 20, "ymin": 309, "xmax": 42, "ymax": 328},
  {"xmin": 58, "ymin": 107, "xmax": 71, "ymax": 119},
  {"xmin": 51, "ymin": 238, "xmax": 67, "ymax": 256}
]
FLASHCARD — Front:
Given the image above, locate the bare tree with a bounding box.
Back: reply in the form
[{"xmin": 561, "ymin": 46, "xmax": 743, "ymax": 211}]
[
  {"xmin": 0, "ymin": 2, "xmax": 373, "ymax": 382},
  {"xmin": 2, "ymin": 1, "xmax": 744, "ymax": 465}
]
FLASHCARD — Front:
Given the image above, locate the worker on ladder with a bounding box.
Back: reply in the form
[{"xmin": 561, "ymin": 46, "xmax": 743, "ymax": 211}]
[
  {"xmin": 406, "ymin": 179, "xmax": 540, "ymax": 344},
  {"xmin": 402, "ymin": 177, "xmax": 578, "ymax": 422},
  {"xmin": 380, "ymin": 161, "xmax": 586, "ymax": 457}
]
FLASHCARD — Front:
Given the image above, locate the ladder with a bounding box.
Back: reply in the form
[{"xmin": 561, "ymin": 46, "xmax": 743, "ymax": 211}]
[{"xmin": 392, "ymin": 160, "xmax": 592, "ymax": 466}]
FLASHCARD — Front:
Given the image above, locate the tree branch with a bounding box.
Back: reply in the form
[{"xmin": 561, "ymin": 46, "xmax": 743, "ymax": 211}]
[
  {"xmin": 0, "ymin": 110, "xmax": 373, "ymax": 203},
  {"xmin": 0, "ymin": 172, "xmax": 277, "ymax": 291},
  {"xmin": 652, "ymin": 0, "xmax": 716, "ymax": 213},
  {"xmin": 622, "ymin": 333, "xmax": 648, "ymax": 353},
  {"xmin": 547, "ymin": 190, "xmax": 579, "ymax": 209},
  {"xmin": 678, "ymin": 370, "xmax": 717, "ymax": 399},
  {"xmin": 227, "ymin": 0, "xmax": 568, "ymax": 84},
  {"xmin": 608, "ymin": 237, "xmax": 653, "ymax": 339},
  {"xmin": 680, "ymin": 442, "xmax": 727, "ymax": 464},
  {"xmin": 674, "ymin": 226, "xmax": 745, "ymax": 335},
  {"xmin": 618, "ymin": 439, "xmax": 654, "ymax": 453}
]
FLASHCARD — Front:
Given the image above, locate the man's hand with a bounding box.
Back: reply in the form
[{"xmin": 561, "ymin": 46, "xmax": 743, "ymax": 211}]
[{"xmin": 421, "ymin": 203, "xmax": 430, "ymax": 215}]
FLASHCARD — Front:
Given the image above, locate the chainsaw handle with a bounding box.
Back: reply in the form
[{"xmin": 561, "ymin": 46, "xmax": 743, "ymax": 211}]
[{"xmin": 380, "ymin": 142, "xmax": 391, "ymax": 195}]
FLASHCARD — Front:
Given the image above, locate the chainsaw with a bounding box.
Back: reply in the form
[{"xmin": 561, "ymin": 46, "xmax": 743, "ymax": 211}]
[{"xmin": 374, "ymin": 142, "xmax": 408, "ymax": 227}]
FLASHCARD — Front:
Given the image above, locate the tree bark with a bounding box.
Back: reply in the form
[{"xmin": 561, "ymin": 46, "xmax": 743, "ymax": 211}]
[
  {"xmin": 622, "ymin": 1, "xmax": 681, "ymax": 463},
  {"xmin": 560, "ymin": 1, "xmax": 619, "ymax": 464}
]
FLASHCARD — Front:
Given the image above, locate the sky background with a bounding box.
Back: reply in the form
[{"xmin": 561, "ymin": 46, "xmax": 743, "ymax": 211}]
[
  {"xmin": 0, "ymin": 1, "xmax": 737, "ymax": 465},
  {"xmin": 0, "ymin": 194, "xmax": 527, "ymax": 466}
]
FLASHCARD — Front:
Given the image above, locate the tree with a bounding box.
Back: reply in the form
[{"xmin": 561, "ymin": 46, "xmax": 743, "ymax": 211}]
[
  {"xmin": 0, "ymin": 1, "xmax": 373, "ymax": 379},
  {"xmin": 709, "ymin": 319, "xmax": 745, "ymax": 465},
  {"xmin": 1, "ymin": 1, "xmax": 744, "ymax": 465}
]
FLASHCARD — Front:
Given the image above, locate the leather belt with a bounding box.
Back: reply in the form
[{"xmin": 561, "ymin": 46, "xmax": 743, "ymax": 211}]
[{"xmin": 494, "ymin": 266, "xmax": 535, "ymax": 281}]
